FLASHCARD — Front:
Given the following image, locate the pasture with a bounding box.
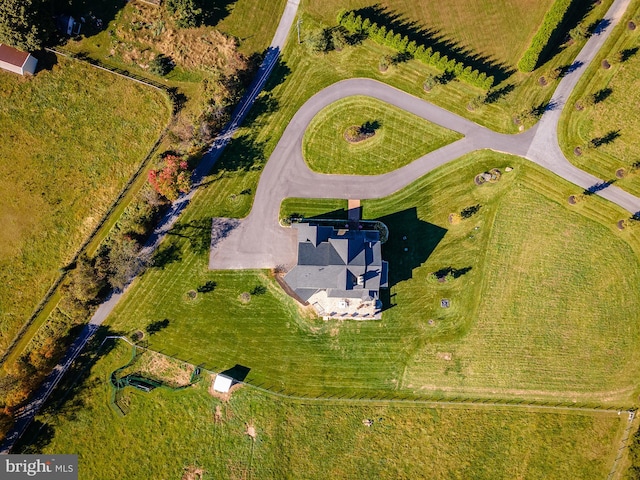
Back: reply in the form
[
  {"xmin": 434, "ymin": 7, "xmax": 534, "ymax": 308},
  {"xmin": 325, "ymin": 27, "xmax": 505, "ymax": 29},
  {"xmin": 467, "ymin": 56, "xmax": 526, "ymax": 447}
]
[
  {"xmin": 19, "ymin": 340, "xmax": 625, "ymax": 479},
  {"xmin": 0, "ymin": 55, "xmax": 169, "ymax": 356}
]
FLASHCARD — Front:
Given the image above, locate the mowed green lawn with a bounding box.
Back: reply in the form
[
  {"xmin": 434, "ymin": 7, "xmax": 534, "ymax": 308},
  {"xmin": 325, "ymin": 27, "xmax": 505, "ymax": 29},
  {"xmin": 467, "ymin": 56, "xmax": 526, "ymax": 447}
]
[
  {"xmin": 560, "ymin": 1, "xmax": 640, "ymax": 197},
  {"xmin": 106, "ymin": 151, "xmax": 640, "ymax": 403},
  {"xmin": 216, "ymin": 0, "xmax": 288, "ymax": 55},
  {"xmin": 0, "ymin": 56, "xmax": 169, "ymax": 355},
  {"xmin": 195, "ymin": 0, "xmax": 613, "ymax": 227},
  {"xmin": 302, "ymin": 96, "xmax": 462, "ymax": 175},
  {"xmin": 23, "ymin": 340, "xmax": 625, "ymax": 479},
  {"xmin": 303, "ymin": 0, "xmax": 555, "ymax": 67}
]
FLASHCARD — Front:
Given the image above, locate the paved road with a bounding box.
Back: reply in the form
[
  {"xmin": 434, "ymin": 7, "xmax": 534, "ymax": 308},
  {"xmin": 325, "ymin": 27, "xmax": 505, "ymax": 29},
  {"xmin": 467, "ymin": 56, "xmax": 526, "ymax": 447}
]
[
  {"xmin": 209, "ymin": 0, "xmax": 639, "ymax": 271},
  {"xmin": 3, "ymin": 0, "xmax": 636, "ymax": 456},
  {"xmin": 0, "ymin": 0, "xmax": 301, "ymax": 455}
]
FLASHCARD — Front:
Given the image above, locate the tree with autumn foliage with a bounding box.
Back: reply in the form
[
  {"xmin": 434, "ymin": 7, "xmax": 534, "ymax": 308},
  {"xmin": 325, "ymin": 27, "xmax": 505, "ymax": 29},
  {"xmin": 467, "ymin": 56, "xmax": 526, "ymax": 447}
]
[{"xmin": 148, "ymin": 155, "xmax": 191, "ymax": 201}]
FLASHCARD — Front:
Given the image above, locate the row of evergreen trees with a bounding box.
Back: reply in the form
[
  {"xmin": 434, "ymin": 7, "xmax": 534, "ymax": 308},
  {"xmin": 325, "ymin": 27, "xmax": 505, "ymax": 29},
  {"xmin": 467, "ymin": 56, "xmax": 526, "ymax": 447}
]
[{"xmin": 337, "ymin": 10, "xmax": 494, "ymax": 90}]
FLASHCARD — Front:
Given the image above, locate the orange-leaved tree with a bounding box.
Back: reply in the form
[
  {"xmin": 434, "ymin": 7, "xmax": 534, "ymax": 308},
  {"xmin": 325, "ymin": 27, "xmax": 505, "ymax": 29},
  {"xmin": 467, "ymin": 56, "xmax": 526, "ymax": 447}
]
[{"xmin": 148, "ymin": 155, "xmax": 191, "ymax": 201}]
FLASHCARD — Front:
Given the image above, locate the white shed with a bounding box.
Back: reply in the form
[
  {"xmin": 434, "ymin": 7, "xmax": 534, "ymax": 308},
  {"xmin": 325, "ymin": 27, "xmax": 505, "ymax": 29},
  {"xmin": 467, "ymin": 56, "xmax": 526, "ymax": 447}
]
[
  {"xmin": 0, "ymin": 44, "xmax": 38, "ymax": 76},
  {"xmin": 213, "ymin": 374, "xmax": 234, "ymax": 393}
]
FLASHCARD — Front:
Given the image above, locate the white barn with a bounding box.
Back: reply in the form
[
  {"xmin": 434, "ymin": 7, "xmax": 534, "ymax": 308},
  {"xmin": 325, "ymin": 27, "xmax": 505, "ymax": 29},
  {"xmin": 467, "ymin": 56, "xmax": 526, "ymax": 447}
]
[{"xmin": 0, "ymin": 44, "xmax": 38, "ymax": 76}]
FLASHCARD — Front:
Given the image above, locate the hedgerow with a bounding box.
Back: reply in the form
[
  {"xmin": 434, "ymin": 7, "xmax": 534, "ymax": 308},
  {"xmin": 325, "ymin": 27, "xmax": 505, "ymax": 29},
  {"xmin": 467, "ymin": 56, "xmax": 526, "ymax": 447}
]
[
  {"xmin": 337, "ymin": 9, "xmax": 494, "ymax": 90},
  {"xmin": 517, "ymin": 0, "xmax": 574, "ymax": 72}
]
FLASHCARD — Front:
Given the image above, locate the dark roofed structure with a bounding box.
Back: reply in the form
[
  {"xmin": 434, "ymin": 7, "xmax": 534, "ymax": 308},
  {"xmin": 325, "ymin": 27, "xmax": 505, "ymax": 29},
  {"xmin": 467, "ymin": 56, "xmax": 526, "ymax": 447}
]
[{"xmin": 284, "ymin": 223, "xmax": 388, "ymax": 318}]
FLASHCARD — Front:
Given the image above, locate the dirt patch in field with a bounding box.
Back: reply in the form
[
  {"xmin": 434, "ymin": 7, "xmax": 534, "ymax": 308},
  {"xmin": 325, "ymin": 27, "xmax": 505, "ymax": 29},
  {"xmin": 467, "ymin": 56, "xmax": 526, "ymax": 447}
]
[
  {"xmin": 436, "ymin": 352, "xmax": 453, "ymax": 361},
  {"xmin": 125, "ymin": 350, "xmax": 194, "ymax": 387},
  {"xmin": 208, "ymin": 374, "xmax": 243, "ymax": 401},
  {"xmin": 182, "ymin": 465, "xmax": 205, "ymax": 480},
  {"xmin": 214, "ymin": 405, "xmax": 223, "ymax": 423},
  {"xmin": 245, "ymin": 422, "xmax": 257, "ymax": 440}
]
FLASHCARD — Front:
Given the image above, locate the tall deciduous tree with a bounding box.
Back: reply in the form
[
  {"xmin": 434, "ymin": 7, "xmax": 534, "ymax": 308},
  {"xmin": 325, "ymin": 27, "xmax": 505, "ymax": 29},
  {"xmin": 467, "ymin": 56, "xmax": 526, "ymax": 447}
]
[
  {"xmin": 148, "ymin": 155, "xmax": 191, "ymax": 201},
  {"xmin": 0, "ymin": 0, "xmax": 51, "ymax": 50}
]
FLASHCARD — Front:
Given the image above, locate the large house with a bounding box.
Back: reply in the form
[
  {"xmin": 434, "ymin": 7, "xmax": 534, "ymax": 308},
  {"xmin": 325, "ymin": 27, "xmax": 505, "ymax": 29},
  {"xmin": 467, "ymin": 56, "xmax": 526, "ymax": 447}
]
[
  {"xmin": 284, "ymin": 222, "xmax": 388, "ymax": 319},
  {"xmin": 0, "ymin": 44, "xmax": 38, "ymax": 76}
]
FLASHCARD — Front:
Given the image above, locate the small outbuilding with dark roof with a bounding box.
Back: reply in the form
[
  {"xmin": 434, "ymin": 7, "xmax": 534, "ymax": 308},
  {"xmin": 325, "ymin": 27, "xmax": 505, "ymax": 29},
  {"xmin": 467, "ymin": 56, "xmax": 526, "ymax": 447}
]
[{"xmin": 0, "ymin": 44, "xmax": 38, "ymax": 76}]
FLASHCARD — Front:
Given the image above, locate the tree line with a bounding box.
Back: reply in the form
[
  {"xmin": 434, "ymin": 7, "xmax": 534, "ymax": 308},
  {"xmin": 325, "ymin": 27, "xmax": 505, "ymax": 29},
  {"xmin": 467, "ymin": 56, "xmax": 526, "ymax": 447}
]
[{"xmin": 337, "ymin": 9, "xmax": 495, "ymax": 90}]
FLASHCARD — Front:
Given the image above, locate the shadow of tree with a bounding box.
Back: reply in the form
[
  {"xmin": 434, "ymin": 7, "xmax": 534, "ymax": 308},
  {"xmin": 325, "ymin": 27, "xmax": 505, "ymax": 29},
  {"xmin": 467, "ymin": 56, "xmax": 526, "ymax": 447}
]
[
  {"xmin": 260, "ymin": 55, "xmax": 292, "ymax": 93},
  {"xmin": 557, "ymin": 60, "xmax": 584, "ymax": 77},
  {"xmin": 433, "ymin": 266, "xmax": 472, "ymax": 279},
  {"xmin": 590, "ymin": 129, "xmax": 620, "ymax": 148},
  {"xmin": 535, "ymin": 0, "xmax": 598, "ymax": 68},
  {"xmin": 620, "ymin": 46, "xmax": 639, "ymax": 62},
  {"xmin": 362, "ymin": 120, "xmax": 382, "ymax": 133},
  {"xmin": 200, "ymin": 0, "xmax": 237, "ymax": 27},
  {"xmin": 593, "ymin": 87, "xmax": 612, "ymax": 103},
  {"xmin": 460, "ymin": 204, "xmax": 481, "ymax": 219},
  {"xmin": 51, "ymin": 0, "xmax": 129, "ymax": 42},
  {"xmin": 146, "ymin": 319, "xmax": 170, "ymax": 335},
  {"xmin": 484, "ymin": 83, "xmax": 515, "ymax": 104},
  {"xmin": 375, "ymin": 207, "xmax": 447, "ymax": 287},
  {"xmin": 167, "ymin": 218, "xmax": 212, "ymax": 255},
  {"xmin": 12, "ymin": 325, "xmax": 121, "ymax": 453},
  {"xmin": 213, "ymin": 133, "xmax": 268, "ymax": 172},
  {"xmin": 197, "ymin": 280, "xmax": 217, "ymax": 293},
  {"xmin": 353, "ymin": 4, "xmax": 514, "ymax": 84},
  {"xmin": 152, "ymin": 242, "xmax": 182, "ymax": 269},
  {"xmin": 582, "ymin": 179, "xmax": 616, "ymax": 196}
]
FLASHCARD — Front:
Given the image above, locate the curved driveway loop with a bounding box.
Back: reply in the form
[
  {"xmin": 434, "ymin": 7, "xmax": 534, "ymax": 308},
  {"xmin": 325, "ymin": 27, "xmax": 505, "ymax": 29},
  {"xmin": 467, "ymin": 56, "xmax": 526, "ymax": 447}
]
[{"xmin": 210, "ymin": 0, "xmax": 640, "ymax": 270}]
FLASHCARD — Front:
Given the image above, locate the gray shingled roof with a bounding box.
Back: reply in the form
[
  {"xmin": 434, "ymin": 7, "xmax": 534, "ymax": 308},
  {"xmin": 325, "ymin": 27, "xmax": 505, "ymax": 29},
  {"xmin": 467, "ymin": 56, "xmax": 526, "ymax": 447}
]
[{"xmin": 284, "ymin": 223, "xmax": 388, "ymax": 301}]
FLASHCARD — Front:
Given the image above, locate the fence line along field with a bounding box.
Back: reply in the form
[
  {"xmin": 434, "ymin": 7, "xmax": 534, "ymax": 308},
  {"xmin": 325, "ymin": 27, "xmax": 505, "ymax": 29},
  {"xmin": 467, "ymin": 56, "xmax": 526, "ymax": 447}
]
[
  {"xmin": 18, "ymin": 340, "xmax": 626, "ymax": 480},
  {"xmin": 103, "ymin": 151, "xmax": 640, "ymax": 404},
  {"xmin": 0, "ymin": 55, "xmax": 169, "ymax": 355}
]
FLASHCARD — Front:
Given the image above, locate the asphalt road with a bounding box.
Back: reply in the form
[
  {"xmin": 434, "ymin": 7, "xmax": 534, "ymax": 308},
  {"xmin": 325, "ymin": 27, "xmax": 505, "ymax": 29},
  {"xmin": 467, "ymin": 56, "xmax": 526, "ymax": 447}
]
[
  {"xmin": 209, "ymin": 0, "xmax": 638, "ymax": 271},
  {"xmin": 3, "ymin": 0, "xmax": 637, "ymax": 456}
]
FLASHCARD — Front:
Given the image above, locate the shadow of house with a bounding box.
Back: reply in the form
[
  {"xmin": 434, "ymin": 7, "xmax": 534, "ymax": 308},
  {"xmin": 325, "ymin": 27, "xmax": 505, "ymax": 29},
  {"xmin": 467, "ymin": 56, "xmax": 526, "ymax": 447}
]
[{"xmin": 374, "ymin": 207, "xmax": 447, "ymax": 287}]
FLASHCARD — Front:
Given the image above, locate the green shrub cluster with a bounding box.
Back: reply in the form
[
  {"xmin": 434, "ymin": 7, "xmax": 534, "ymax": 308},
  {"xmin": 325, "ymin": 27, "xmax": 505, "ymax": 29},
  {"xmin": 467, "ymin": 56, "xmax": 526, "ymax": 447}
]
[
  {"xmin": 337, "ymin": 10, "xmax": 494, "ymax": 90},
  {"xmin": 517, "ymin": 0, "xmax": 574, "ymax": 72}
]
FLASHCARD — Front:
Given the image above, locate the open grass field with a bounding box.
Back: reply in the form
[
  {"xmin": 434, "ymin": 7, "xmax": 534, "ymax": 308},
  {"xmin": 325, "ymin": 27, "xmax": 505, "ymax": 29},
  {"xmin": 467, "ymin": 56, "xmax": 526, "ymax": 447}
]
[
  {"xmin": 217, "ymin": 0, "xmax": 288, "ymax": 55},
  {"xmin": 559, "ymin": 0, "xmax": 640, "ymax": 198},
  {"xmin": 302, "ymin": 95, "xmax": 462, "ymax": 175},
  {"xmin": 0, "ymin": 55, "xmax": 169, "ymax": 356},
  {"xmin": 19, "ymin": 340, "xmax": 626, "ymax": 479},
  {"xmin": 104, "ymin": 151, "xmax": 640, "ymax": 404},
  {"xmin": 303, "ymin": 0, "xmax": 556, "ymax": 67}
]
